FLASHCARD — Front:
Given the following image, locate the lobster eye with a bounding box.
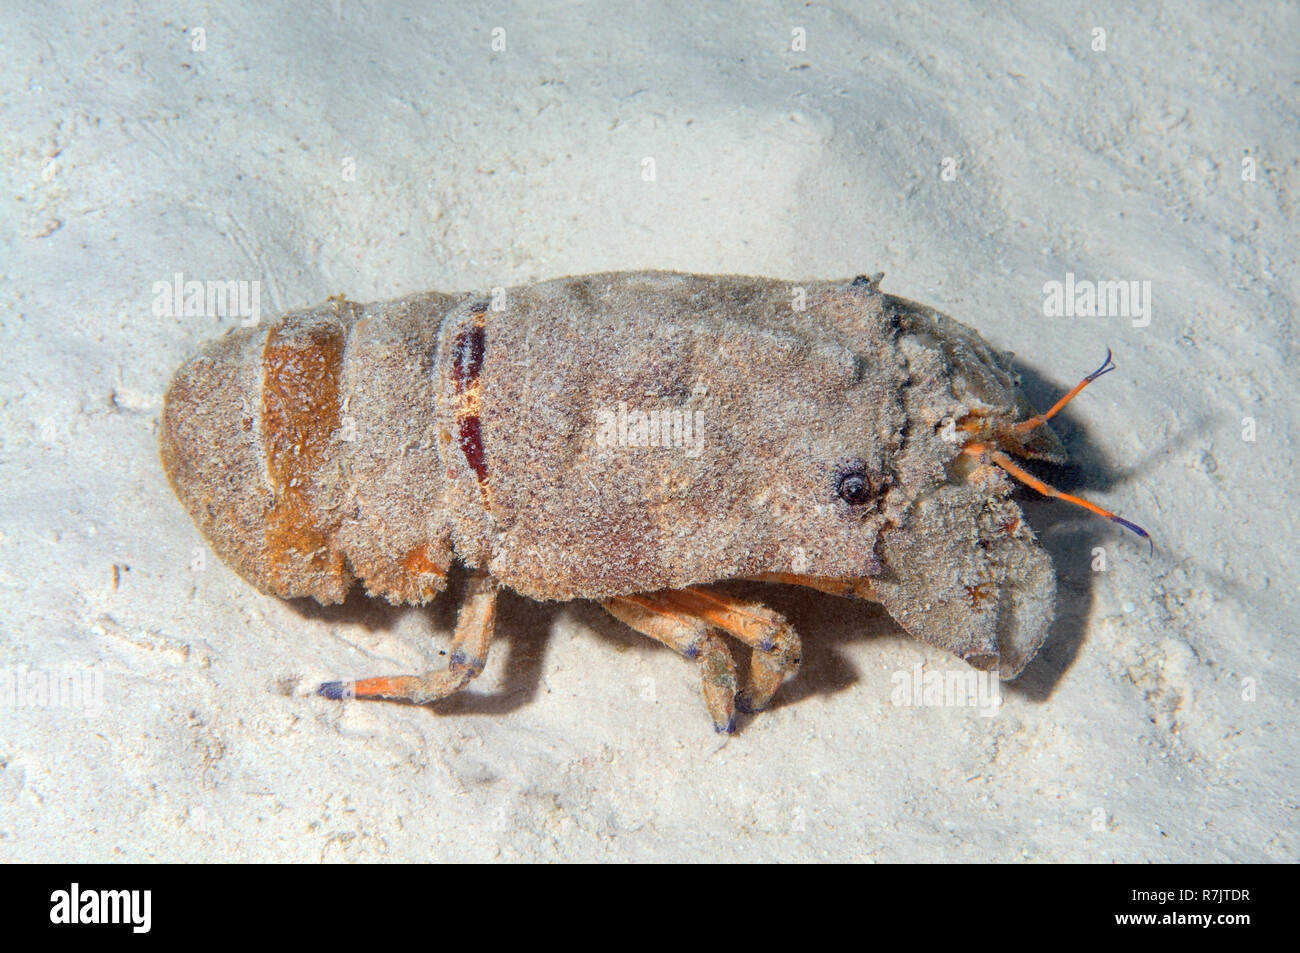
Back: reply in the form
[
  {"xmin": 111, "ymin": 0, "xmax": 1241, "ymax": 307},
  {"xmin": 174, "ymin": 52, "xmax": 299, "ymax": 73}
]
[{"xmin": 836, "ymin": 470, "xmax": 873, "ymax": 505}]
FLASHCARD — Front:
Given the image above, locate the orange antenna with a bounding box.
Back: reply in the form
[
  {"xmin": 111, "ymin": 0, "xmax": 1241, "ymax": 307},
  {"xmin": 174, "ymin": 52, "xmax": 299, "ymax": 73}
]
[
  {"xmin": 1010, "ymin": 348, "xmax": 1115, "ymax": 436},
  {"xmin": 963, "ymin": 348, "xmax": 1153, "ymax": 553}
]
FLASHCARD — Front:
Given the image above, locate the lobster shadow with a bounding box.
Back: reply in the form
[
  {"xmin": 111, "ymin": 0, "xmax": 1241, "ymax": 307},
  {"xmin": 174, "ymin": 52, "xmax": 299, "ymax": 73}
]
[{"xmin": 1002, "ymin": 358, "xmax": 1165, "ymax": 700}]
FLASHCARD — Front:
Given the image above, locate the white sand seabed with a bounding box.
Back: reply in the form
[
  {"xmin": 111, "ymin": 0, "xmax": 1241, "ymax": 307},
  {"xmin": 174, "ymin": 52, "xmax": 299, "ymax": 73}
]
[{"xmin": 0, "ymin": 2, "xmax": 1294, "ymax": 861}]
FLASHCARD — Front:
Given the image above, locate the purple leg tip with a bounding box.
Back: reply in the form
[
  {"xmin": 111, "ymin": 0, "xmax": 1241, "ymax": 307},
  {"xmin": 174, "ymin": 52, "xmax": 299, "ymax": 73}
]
[{"xmin": 317, "ymin": 680, "xmax": 349, "ymax": 700}]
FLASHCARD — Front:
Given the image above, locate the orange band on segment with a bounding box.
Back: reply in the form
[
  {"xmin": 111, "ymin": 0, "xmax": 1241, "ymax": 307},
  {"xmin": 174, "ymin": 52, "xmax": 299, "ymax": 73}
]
[
  {"xmin": 401, "ymin": 543, "xmax": 448, "ymax": 578},
  {"xmin": 262, "ymin": 322, "xmax": 347, "ymax": 584}
]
